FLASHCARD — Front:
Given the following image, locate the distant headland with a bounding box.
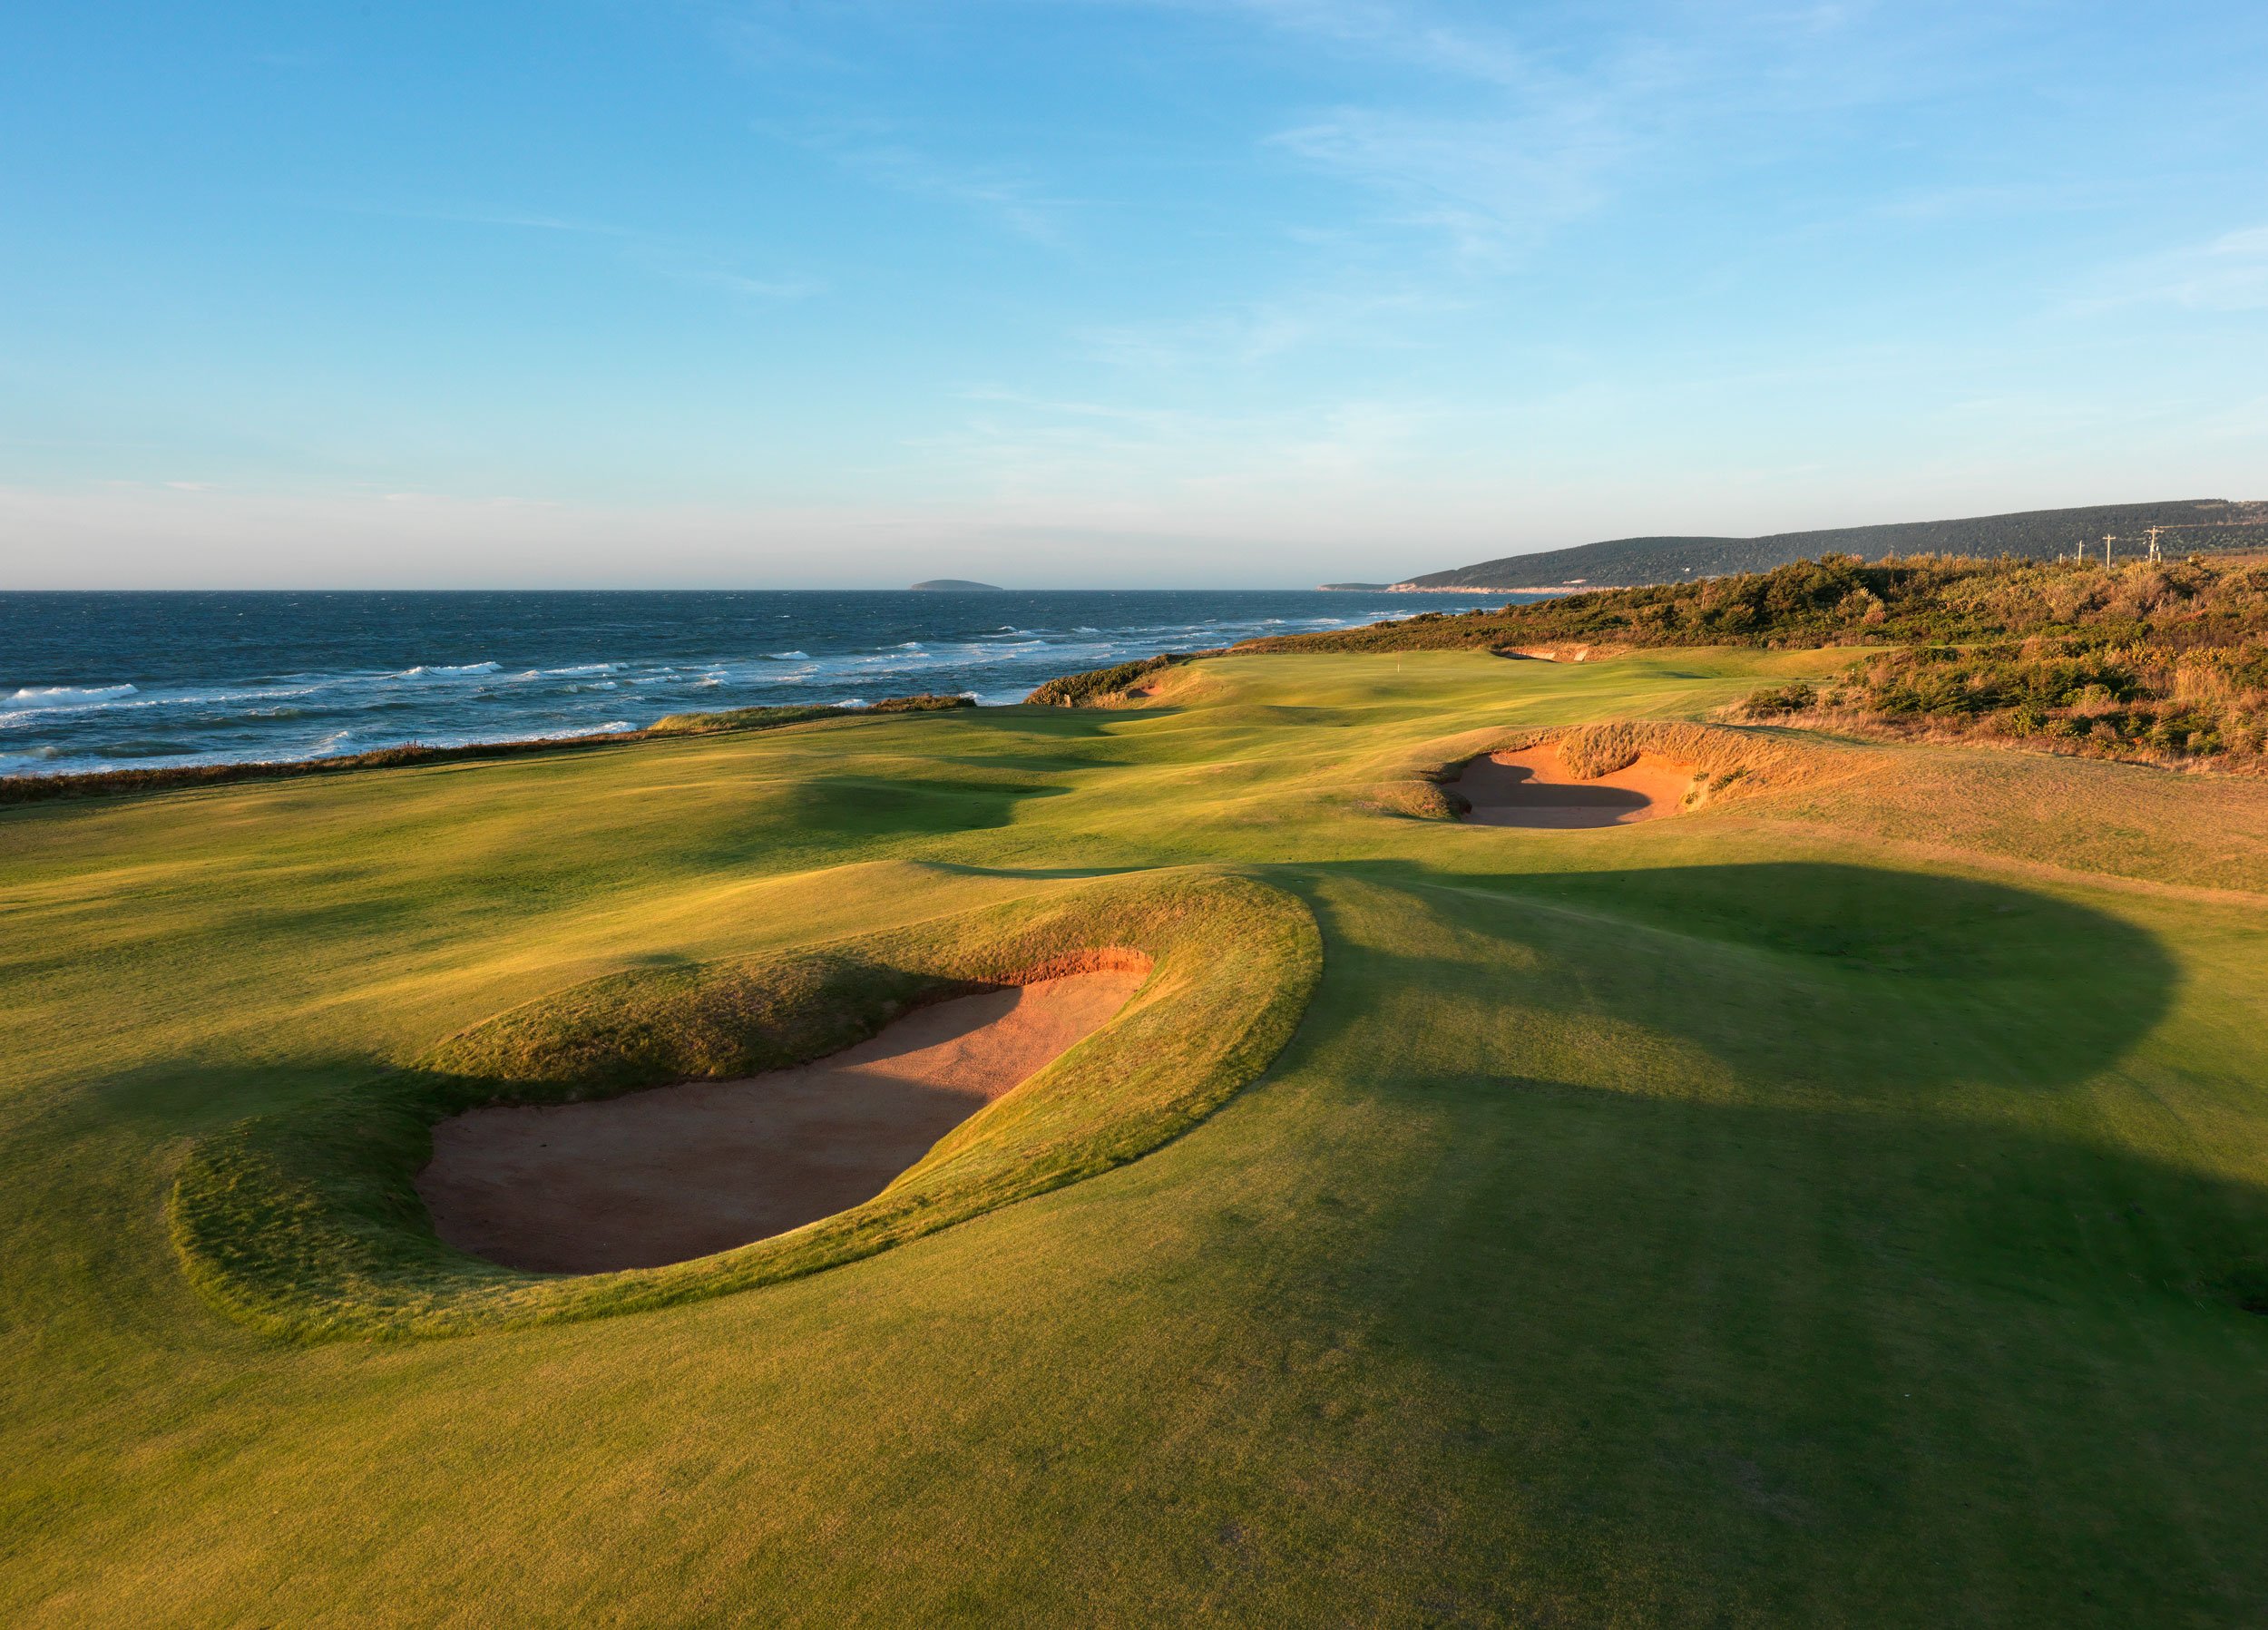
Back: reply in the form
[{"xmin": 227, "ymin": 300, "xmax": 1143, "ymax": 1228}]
[{"xmin": 909, "ymin": 579, "xmax": 1004, "ymax": 591}]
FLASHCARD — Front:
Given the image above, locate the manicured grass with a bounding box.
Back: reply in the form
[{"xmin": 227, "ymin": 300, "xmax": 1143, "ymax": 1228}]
[{"xmin": 5, "ymin": 647, "xmax": 2268, "ymax": 1625}]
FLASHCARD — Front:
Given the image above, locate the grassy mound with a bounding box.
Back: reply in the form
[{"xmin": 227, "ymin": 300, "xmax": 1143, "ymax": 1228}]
[
  {"xmin": 1395, "ymin": 719, "xmax": 1836, "ymax": 822},
  {"xmin": 169, "ymin": 870, "xmax": 1319, "ymax": 1341},
  {"xmin": 1024, "ymin": 651, "xmax": 1216, "ymax": 707}
]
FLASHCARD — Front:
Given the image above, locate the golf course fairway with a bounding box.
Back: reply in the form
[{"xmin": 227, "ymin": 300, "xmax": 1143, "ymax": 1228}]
[{"xmin": 6, "ymin": 647, "xmax": 2268, "ymax": 1625}]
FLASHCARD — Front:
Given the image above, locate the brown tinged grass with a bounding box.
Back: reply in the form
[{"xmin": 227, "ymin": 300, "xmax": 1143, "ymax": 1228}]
[
  {"xmin": 1732, "ymin": 641, "xmax": 2268, "ymax": 776},
  {"xmin": 1390, "ymin": 720, "xmax": 1843, "ymax": 822},
  {"xmin": 1023, "ymin": 651, "xmax": 1224, "ymax": 707}
]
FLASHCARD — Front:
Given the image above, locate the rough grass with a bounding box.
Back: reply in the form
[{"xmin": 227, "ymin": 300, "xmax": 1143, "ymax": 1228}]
[
  {"xmin": 1733, "ymin": 633, "xmax": 2268, "ymax": 773},
  {"xmin": 6, "ymin": 646, "xmax": 2268, "ymax": 1625},
  {"xmin": 171, "ymin": 870, "xmax": 1318, "ymax": 1339},
  {"xmin": 1400, "ymin": 719, "xmax": 1844, "ymax": 822}
]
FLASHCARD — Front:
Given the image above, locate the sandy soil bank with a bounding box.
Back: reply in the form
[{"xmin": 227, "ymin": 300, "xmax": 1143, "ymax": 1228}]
[
  {"xmin": 1452, "ymin": 744, "xmax": 1693, "ymax": 828},
  {"xmin": 417, "ymin": 966, "xmax": 1147, "ymax": 1274}
]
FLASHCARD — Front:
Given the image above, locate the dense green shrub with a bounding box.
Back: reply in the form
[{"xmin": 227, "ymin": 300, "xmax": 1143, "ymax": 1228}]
[{"xmin": 1026, "ymin": 651, "xmax": 1221, "ymax": 707}]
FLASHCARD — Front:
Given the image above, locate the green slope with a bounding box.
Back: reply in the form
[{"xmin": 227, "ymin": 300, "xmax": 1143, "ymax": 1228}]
[
  {"xmin": 1403, "ymin": 498, "xmax": 2268, "ymax": 588},
  {"xmin": 5, "ymin": 649, "xmax": 2268, "ymax": 1625}
]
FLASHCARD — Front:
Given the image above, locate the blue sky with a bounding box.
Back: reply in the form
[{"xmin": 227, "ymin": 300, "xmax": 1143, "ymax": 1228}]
[{"xmin": 4, "ymin": 1, "xmax": 2264, "ymax": 587}]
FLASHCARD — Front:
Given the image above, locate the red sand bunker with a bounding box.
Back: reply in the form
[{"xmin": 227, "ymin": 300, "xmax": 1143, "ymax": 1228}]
[
  {"xmin": 416, "ymin": 967, "xmax": 1147, "ymax": 1274},
  {"xmin": 1453, "ymin": 744, "xmax": 1693, "ymax": 829}
]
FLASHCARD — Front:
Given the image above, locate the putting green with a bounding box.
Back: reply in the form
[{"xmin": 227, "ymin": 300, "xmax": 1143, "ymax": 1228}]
[{"xmin": 5, "ymin": 647, "xmax": 2268, "ymax": 1626}]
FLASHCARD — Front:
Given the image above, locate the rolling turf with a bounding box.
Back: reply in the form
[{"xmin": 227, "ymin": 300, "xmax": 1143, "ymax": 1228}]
[{"xmin": 5, "ymin": 647, "xmax": 2267, "ymax": 1625}]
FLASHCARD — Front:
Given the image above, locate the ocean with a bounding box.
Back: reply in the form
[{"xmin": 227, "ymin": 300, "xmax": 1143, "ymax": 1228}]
[{"xmin": 0, "ymin": 588, "xmax": 1545, "ymax": 777}]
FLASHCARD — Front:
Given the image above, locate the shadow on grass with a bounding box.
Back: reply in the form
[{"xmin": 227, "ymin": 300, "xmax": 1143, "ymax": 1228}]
[
  {"xmin": 640, "ymin": 773, "xmax": 1078, "ymax": 881},
  {"xmin": 775, "ymin": 774, "xmax": 1071, "ymax": 842},
  {"xmin": 1317, "ymin": 857, "xmax": 2175, "ymax": 1092},
  {"xmin": 1177, "ymin": 857, "xmax": 2268, "ymax": 1620},
  {"xmin": 921, "ymin": 862, "xmax": 1152, "ymax": 881}
]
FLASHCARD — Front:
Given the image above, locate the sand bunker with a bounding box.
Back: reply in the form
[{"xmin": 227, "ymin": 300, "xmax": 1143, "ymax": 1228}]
[
  {"xmin": 1453, "ymin": 744, "xmax": 1693, "ymax": 829},
  {"xmin": 417, "ymin": 967, "xmax": 1147, "ymax": 1274}
]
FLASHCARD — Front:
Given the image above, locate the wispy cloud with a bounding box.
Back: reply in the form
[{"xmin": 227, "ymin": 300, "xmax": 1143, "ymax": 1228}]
[
  {"xmin": 2080, "ymin": 225, "xmax": 2268, "ymax": 313},
  {"xmin": 1268, "ymin": 106, "xmax": 1626, "ymax": 268},
  {"xmin": 1078, "ymin": 285, "xmax": 1452, "ymax": 370},
  {"xmin": 326, "ymin": 201, "xmax": 819, "ymax": 300},
  {"xmin": 1205, "ymin": 0, "xmax": 1679, "ymax": 265},
  {"xmin": 348, "ymin": 204, "xmax": 638, "ymax": 238},
  {"xmin": 760, "ymin": 117, "xmax": 1074, "ymax": 247},
  {"xmin": 1184, "ymin": 0, "xmax": 1995, "ymax": 268},
  {"xmin": 841, "ymin": 145, "xmax": 1069, "ymax": 246},
  {"xmin": 908, "ymin": 384, "xmax": 1439, "ymax": 507}
]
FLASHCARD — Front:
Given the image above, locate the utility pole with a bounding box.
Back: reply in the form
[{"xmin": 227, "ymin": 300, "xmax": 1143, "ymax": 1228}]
[
  {"xmin": 2103, "ymin": 533, "xmax": 2116, "ymax": 568},
  {"xmin": 2145, "ymin": 525, "xmax": 2164, "ymax": 563}
]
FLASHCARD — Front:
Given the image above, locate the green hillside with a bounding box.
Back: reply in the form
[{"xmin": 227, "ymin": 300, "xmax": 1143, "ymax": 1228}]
[
  {"xmin": 1403, "ymin": 498, "xmax": 2268, "ymax": 588},
  {"xmin": 6, "ymin": 650, "xmax": 2268, "ymax": 1624}
]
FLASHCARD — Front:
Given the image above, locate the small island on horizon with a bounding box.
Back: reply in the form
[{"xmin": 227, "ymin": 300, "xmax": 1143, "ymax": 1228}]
[{"xmin": 909, "ymin": 579, "xmax": 1005, "ymax": 591}]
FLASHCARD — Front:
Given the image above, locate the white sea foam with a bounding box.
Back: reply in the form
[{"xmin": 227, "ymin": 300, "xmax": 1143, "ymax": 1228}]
[
  {"xmin": 396, "ymin": 662, "xmax": 502, "ymax": 678},
  {"xmin": 5, "ymin": 683, "xmax": 139, "ymax": 708},
  {"xmin": 767, "ymin": 650, "xmax": 809, "ymax": 659}
]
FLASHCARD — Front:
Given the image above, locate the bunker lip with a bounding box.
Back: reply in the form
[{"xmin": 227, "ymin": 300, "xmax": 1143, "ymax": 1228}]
[
  {"xmin": 416, "ymin": 963, "xmax": 1149, "ymax": 1275},
  {"xmin": 1453, "ymin": 743, "xmax": 1694, "ymax": 828}
]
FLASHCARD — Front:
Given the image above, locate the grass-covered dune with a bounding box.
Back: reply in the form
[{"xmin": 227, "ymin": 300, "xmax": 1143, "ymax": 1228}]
[{"xmin": 6, "ymin": 647, "xmax": 2268, "ymax": 1624}]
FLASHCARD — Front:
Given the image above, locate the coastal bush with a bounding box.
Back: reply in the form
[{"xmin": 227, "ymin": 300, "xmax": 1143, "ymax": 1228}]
[
  {"xmin": 865, "ymin": 692, "xmax": 977, "ymax": 713},
  {"xmin": 1024, "ymin": 650, "xmax": 1223, "ymax": 707},
  {"xmin": 1740, "ymin": 680, "xmax": 1818, "ymax": 714}
]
